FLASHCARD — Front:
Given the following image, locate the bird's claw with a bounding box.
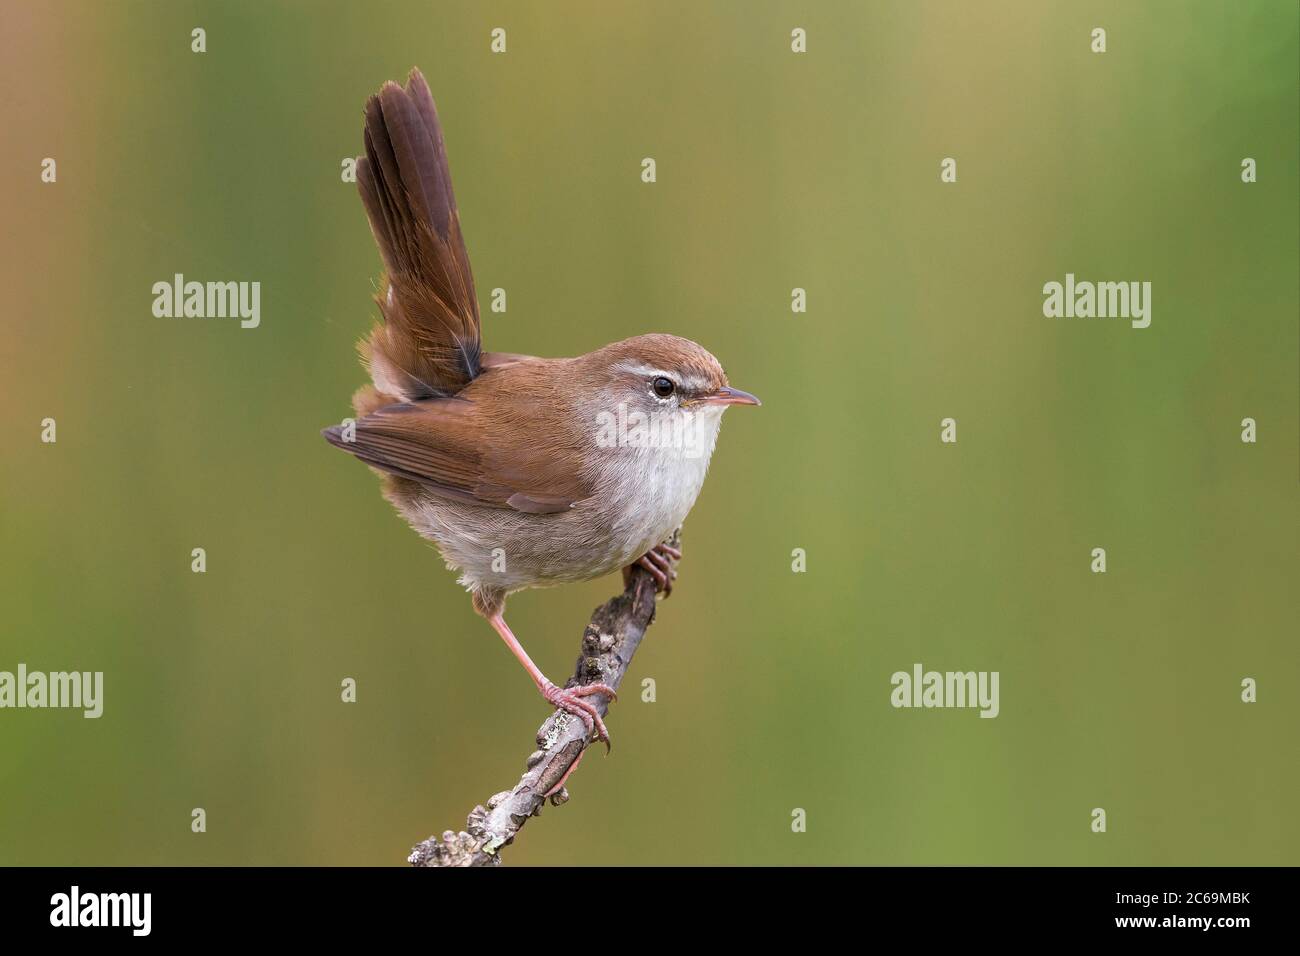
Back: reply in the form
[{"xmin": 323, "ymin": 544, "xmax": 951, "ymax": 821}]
[
  {"xmin": 629, "ymin": 542, "xmax": 680, "ymax": 596},
  {"xmin": 542, "ymin": 680, "xmax": 615, "ymax": 752}
]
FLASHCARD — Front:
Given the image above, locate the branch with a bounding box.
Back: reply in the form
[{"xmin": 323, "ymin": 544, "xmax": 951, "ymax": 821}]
[{"xmin": 407, "ymin": 529, "xmax": 680, "ymax": 867}]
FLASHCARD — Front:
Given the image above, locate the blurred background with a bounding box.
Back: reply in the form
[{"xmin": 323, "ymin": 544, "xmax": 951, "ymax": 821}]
[{"xmin": 0, "ymin": 0, "xmax": 1296, "ymax": 865}]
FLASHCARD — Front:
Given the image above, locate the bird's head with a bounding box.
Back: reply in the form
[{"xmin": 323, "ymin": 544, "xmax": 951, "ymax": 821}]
[
  {"xmin": 587, "ymin": 333, "xmax": 760, "ymax": 413},
  {"xmin": 579, "ymin": 334, "xmax": 759, "ymax": 459}
]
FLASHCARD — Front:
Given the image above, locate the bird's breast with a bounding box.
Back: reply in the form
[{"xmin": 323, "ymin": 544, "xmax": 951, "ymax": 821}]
[{"xmin": 586, "ymin": 408, "xmax": 723, "ymax": 563}]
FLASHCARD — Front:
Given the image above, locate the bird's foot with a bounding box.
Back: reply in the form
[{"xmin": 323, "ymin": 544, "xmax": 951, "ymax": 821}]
[
  {"xmin": 624, "ymin": 542, "xmax": 682, "ymax": 595},
  {"xmin": 541, "ymin": 680, "xmax": 618, "ymax": 752}
]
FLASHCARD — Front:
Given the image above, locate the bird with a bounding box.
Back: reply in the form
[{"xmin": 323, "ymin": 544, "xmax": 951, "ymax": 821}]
[{"xmin": 323, "ymin": 68, "xmax": 759, "ymax": 749}]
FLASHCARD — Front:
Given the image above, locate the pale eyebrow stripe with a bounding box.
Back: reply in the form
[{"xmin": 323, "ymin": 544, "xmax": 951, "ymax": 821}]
[{"xmin": 612, "ymin": 362, "xmax": 711, "ymax": 394}]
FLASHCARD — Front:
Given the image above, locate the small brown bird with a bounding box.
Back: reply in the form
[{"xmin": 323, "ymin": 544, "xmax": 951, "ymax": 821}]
[{"xmin": 324, "ymin": 69, "xmax": 759, "ymax": 747}]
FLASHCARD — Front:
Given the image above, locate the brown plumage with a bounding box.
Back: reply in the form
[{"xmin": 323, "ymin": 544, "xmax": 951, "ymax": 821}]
[
  {"xmin": 324, "ymin": 69, "xmax": 760, "ymax": 749},
  {"xmin": 356, "ymin": 69, "xmax": 480, "ymax": 399}
]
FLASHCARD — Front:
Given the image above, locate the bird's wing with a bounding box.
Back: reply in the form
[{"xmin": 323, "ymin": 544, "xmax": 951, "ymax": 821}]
[
  {"xmin": 321, "ymin": 396, "xmax": 592, "ymax": 515},
  {"xmin": 356, "ymin": 68, "xmax": 481, "ymax": 399}
]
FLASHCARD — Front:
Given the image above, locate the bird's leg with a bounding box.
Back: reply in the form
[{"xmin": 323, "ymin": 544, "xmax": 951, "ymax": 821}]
[
  {"xmin": 485, "ymin": 612, "xmax": 617, "ymax": 752},
  {"xmin": 624, "ymin": 541, "xmax": 682, "ymax": 596}
]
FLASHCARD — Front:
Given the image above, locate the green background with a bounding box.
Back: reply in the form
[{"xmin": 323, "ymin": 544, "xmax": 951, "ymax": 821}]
[{"xmin": 1, "ymin": 0, "xmax": 1296, "ymax": 865}]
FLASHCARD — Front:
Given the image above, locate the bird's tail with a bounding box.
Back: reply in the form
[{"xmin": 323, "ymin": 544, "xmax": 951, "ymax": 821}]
[{"xmin": 354, "ymin": 68, "xmax": 482, "ymax": 407}]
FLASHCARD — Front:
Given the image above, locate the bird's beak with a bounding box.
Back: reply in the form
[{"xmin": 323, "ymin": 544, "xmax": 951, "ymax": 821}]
[{"xmin": 698, "ymin": 386, "xmax": 761, "ymax": 407}]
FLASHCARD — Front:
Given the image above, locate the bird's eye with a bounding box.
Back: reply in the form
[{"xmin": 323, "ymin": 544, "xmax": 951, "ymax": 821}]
[{"xmin": 651, "ymin": 376, "xmax": 675, "ymax": 398}]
